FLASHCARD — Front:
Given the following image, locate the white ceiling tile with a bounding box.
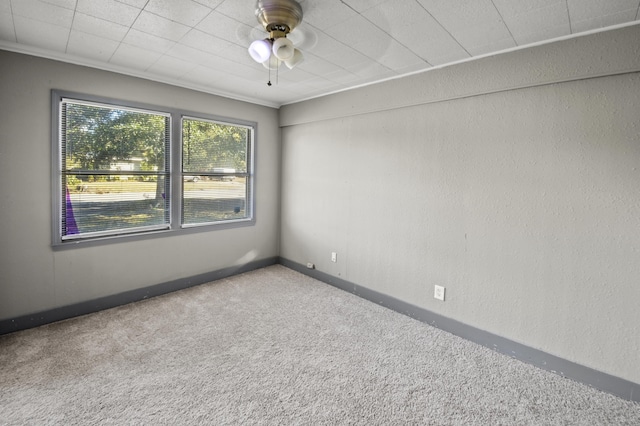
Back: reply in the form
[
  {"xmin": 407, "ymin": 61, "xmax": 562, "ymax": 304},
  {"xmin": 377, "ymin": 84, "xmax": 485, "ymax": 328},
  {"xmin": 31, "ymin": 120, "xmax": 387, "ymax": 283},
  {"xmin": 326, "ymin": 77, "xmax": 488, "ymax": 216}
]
[
  {"xmin": 202, "ymin": 56, "xmax": 264, "ymax": 80},
  {"xmin": 493, "ymin": 1, "xmax": 570, "ymax": 45},
  {"xmin": 191, "ymin": 66, "xmax": 295, "ymax": 103},
  {"xmin": 147, "ymin": 54, "xmax": 198, "ymax": 78},
  {"xmin": 492, "ymin": 0, "xmax": 566, "ymax": 18},
  {"xmin": 66, "ymin": 30, "xmax": 120, "ymax": 61},
  {"xmin": 284, "ymin": 66, "xmax": 323, "ymax": 82},
  {"xmin": 417, "ymin": 0, "xmax": 494, "ymax": 27},
  {"xmin": 0, "ymin": 0, "xmax": 15, "ymax": 42},
  {"xmin": 180, "ymin": 29, "xmax": 235, "ymax": 56},
  {"xmin": 116, "ymin": 0, "xmax": 148, "ymax": 8},
  {"xmin": 364, "ymin": 1, "xmax": 469, "ymax": 65},
  {"xmin": 326, "ymin": 14, "xmax": 424, "ymax": 71},
  {"xmin": 342, "ymin": 0, "xmax": 389, "ymax": 13},
  {"xmin": 568, "ymin": 0, "xmax": 639, "ymax": 24},
  {"xmin": 417, "ymin": 0, "xmax": 515, "ymax": 54},
  {"xmin": 568, "ymin": 0, "xmax": 640, "ymax": 34},
  {"xmin": 298, "ymin": 76, "xmax": 347, "ymax": 92},
  {"xmin": 296, "ymin": 55, "xmax": 349, "ymax": 77},
  {"xmin": 13, "ymin": 15, "xmax": 69, "ymax": 51},
  {"xmin": 465, "ymin": 36, "xmax": 516, "ymax": 56},
  {"xmin": 324, "ymin": 15, "xmax": 387, "ymax": 56},
  {"xmin": 352, "ymin": 66, "xmax": 397, "ymax": 83},
  {"xmin": 76, "ymin": 0, "xmax": 142, "ymax": 27},
  {"xmin": 194, "ymin": 0, "xmax": 229, "ymax": 12},
  {"xmin": 145, "ymin": 0, "xmax": 213, "ymax": 27},
  {"xmin": 303, "ymin": 0, "xmax": 359, "ymax": 29},
  {"xmin": 196, "ymin": 10, "xmax": 253, "ymax": 45},
  {"xmin": 12, "ymin": 0, "xmax": 74, "ymax": 27},
  {"xmin": 72, "ymin": 13, "xmax": 129, "ymax": 42},
  {"xmin": 0, "ymin": 18, "xmax": 15, "ymax": 42},
  {"xmin": 348, "ymin": 60, "xmax": 393, "ymax": 79},
  {"xmin": 214, "ymin": 0, "xmax": 257, "ymax": 26},
  {"xmin": 132, "ymin": 11, "xmax": 192, "ymax": 41},
  {"xmin": 571, "ymin": 9, "xmax": 639, "ymax": 33},
  {"xmin": 0, "ymin": 0, "xmax": 11, "ymax": 15},
  {"xmin": 122, "ymin": 29, "xmax": 177, "ymax": 53},
  {"xmin": 110, "ymin": 43, "xmax": 163, "ymax": 70},
  {"xmin": 310, "ymin": 32, "xmax": 371, "ymax": 71},
  {"xmin": 164, "ymin": 43, "xmax": 210, "ymax": 65},
  {"xmin": 41, "ymin": 0, "xmax": 76, "ymax": 9},
  {"xmin": 377, "ymin": 40, "xmax": 426, "ymax": 71},
  {"xmin": 454, "ymin": 23, "xmax": 515, "ymax": 54},
  {"xmin": 514, "ymin": 24, "xmax": 570, "ymax": 46},
  {"xmin": 222, "ymin": 43, "xmax": 256, "ymax": 66},
  {"xmin": 198, "ymin": 52, "xmax": 243, "ymax": 72},
  {"xmin": 181, "ymin": 65, "xmax": 228, "ymax": 86},
  {"xmin": 323, "ymin": 70, "xmax": 361, "ymax": 86}
]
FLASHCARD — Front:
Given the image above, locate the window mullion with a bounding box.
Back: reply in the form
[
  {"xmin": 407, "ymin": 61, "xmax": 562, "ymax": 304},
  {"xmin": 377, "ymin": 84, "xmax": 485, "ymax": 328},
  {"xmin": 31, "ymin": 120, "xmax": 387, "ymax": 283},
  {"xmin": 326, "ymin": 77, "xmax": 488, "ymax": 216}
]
[{"xmin": 170, "ymin": 112, "xmax": 183, "ymax": 229}]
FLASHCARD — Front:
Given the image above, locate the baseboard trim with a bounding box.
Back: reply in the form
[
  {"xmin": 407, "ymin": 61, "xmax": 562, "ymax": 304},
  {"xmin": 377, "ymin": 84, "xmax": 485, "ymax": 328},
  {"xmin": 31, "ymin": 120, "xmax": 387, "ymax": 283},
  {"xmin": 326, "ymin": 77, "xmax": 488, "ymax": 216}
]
[
  {"xmin": 279, "ymin": 257, "xmax": 639, "ymax": 403},
  {"xmin": 0, "ymin": 257, "xmax": 278, "ymax": 336}
]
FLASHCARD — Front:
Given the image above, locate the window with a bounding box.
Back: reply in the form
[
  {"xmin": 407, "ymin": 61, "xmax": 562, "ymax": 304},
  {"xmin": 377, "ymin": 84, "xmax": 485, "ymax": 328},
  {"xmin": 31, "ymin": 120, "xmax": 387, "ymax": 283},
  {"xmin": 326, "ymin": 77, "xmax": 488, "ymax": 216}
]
[
  {"xmin": 181, "ymin": 117, "xmax": 252, "ymax": 227},
  {"xmin": 53, "ymin": 91, "xmax": 255, "ymax": 246}
]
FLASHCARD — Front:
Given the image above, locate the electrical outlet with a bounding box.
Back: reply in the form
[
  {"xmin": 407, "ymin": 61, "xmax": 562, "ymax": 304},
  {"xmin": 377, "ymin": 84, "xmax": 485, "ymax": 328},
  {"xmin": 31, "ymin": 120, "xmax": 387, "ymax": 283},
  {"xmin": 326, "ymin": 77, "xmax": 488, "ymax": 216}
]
[
  {"xmin": 306, "ymin": 262, "xmax": 315, "ymax": 269},
  {"xmin": 331, "ymin": 252, "xmax": 337, "ymax": 263},
  {"xmin": 434, "ymin": 285, "xmax": 445, "ymax": 301}
]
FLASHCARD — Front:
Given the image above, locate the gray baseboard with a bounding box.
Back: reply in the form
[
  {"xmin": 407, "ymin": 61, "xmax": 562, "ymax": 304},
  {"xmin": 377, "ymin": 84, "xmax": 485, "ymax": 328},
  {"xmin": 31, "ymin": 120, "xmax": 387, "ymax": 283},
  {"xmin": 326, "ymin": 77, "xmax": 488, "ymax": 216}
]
[
  {"xmin": 0, "ymin": 257, "xmax": 278, "ymax": 336},
  {"xmin": 279, "ymin": 257, "xmax": 640, "ymax": 403}
]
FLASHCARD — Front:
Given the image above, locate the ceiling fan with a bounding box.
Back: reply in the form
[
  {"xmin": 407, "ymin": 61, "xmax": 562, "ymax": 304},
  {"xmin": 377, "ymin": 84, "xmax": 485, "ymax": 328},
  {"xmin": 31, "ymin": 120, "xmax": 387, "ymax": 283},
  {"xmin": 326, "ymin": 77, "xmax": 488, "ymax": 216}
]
[{"xmin": 248, "ymin": 0, "xmax": 305, "ymax": 85}]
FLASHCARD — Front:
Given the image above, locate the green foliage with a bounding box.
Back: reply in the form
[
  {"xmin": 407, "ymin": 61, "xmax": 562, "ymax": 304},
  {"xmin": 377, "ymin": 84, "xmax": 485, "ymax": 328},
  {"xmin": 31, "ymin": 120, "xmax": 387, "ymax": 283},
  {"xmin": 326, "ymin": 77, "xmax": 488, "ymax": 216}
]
[
  {"xmin": 65, "ymin": 103, "xmax": 166, "ymax": 171},
  {"xmin": 66, "ymin": 175, "xmax": 81, "ymax": 186},
  {"xmin": 64, "ymin": 103, "xmax": 247, "ymax": 176},
  {"xmin": 182, "ymin": 119, "xmax": 248, "ymax": 172}
]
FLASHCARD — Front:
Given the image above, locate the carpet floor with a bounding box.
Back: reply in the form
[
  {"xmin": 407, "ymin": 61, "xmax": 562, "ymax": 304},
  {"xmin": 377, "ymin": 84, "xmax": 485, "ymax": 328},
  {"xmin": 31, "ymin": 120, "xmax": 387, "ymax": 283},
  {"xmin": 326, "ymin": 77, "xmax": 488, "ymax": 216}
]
[{"xmin": 1, "ymin": 265, "xmax": 639, "ymax": 425}]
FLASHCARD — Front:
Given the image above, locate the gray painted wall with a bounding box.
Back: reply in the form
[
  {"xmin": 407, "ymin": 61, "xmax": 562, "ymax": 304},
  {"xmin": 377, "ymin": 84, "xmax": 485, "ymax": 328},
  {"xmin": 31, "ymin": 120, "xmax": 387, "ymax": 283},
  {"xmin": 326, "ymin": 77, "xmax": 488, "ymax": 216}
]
[
  {"xmin": 0, "ymin": 51, "xmax": 280, "ymax": 320},
  {"xmin": 279, "ymin": 26, "xmax": 640, "ymax": 385}
]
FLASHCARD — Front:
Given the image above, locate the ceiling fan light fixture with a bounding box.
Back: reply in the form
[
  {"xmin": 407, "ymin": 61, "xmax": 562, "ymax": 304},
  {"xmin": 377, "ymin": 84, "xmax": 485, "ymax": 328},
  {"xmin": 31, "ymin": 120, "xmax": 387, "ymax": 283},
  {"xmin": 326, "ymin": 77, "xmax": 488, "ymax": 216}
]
[
  {"xmin": 249, "ymin": 0, "xmax": 304, "ymax": 85},
  {"xmin": 262, "ymin": 55, "xmax": 281, "ymax": 70},
  {"xmin": 272, "ymin": 37, "xmax": 294, "ymax": 60},
  {"xmin": 284, "ymin": 48, "xmax": 304, "ymax": 69},
  {"xmin": 248, "ymin": 39, "xmax": 272, "ymax": 63}
]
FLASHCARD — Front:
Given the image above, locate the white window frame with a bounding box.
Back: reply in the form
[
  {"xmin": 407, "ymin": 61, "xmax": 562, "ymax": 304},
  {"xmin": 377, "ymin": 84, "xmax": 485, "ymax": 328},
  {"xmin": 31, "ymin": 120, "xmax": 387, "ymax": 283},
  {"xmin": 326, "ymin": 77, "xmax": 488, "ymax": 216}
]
[{"xmin": 51, "ymin": 90, "xmax": 256, "ymax": 249}]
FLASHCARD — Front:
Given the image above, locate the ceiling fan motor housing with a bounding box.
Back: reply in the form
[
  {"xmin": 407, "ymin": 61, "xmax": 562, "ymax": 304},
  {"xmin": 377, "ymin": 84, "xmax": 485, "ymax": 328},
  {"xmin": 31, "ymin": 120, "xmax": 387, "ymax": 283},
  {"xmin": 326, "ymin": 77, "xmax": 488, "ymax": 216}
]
[{"xmin": 255, "ymin": 0, "xmax": 303, "ymax": 38}]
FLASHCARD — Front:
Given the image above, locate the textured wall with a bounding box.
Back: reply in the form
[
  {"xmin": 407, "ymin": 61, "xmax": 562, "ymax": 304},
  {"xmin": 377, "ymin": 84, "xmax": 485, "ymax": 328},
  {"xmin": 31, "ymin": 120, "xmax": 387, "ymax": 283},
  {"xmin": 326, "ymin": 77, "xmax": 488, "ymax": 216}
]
[
  {"xmin": 0, "ymin": 51, "xmax": 280, "ymax": 320},
  {"xmin": 280, "ymin": 26, "xmax": 640, "ymax": 384}
]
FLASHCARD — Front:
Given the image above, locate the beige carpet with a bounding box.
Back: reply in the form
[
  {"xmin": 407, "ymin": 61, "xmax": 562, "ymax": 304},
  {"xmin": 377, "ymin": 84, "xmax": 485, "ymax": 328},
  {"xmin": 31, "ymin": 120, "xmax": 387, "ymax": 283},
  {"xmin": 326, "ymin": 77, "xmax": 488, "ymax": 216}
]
[{"xmin": 1, "ymin": 265, "xmax": 639, "ymax": 425}]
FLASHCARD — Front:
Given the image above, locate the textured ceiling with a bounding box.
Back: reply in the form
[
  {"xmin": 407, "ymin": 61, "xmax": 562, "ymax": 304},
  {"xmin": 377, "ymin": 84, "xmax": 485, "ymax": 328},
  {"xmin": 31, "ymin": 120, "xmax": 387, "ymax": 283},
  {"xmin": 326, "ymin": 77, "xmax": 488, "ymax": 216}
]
[{"xmin": 1, "ymin": 0, "xmax": 639, "ymax": 107}]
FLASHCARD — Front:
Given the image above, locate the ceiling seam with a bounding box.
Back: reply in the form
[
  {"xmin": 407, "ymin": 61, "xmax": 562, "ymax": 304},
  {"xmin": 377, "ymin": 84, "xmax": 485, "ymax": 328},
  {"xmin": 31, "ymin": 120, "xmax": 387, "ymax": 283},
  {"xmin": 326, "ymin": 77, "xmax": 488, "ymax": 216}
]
[
  {"xmin": 349, "ymin": 1, "xmax": 433, "ymax": 68},
  {"xmin": 9, "ymin": 0, "xmax": 17, "ymax": 42},
  {"xmin": 414, "ymin": 0, "xmax": 471, "ymax": 58},
  {"xmin": 327, "ymin": 0, "xmax": 433, "ymax": 74},
  {"xmin": 64, "ymin": 1, "xmax": 78, "ymax": 54},
  {"xmin": 167, "ymin": 6, "xmax": 215, "ymax": 81},
  {"xmin": 303, "ymin": 20, "xmax": 396, "ymax": 79},
  {"xmin": 490, "ymin": 0, "xmax": 517, "ymax": 47},
  {"xmin": 566, "ymin": 0, "xmax": 573, "ymax": 34},
  {"xmin": 107, "ymin": 0, "xmax": 151, "ymax": 64}
]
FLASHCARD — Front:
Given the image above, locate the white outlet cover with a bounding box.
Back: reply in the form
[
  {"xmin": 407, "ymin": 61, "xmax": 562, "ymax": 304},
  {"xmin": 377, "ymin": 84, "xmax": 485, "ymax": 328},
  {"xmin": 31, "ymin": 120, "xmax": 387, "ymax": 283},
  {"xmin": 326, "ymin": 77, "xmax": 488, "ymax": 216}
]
[
  {"xmin": 434, "ymin": 285, "xmax": 445, "ymax": 301},
  {"xmin": 331, "ymin": 252, "xmax": 337, "ymax": 262}
]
